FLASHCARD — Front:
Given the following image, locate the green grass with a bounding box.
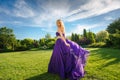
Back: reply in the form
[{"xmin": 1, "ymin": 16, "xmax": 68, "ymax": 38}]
[{"xmin": 0, "ymin": 48, "xmax": 120, "ymax": 80}]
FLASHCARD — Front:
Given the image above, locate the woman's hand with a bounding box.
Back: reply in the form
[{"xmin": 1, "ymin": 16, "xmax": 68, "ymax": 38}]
[
  {"xmin": 57, "ymin": 35, "xmax": 70, "ymax": 47},
  {"xmin": 66, "ymin": 43, "xmax": 70, "ymax": 47}
]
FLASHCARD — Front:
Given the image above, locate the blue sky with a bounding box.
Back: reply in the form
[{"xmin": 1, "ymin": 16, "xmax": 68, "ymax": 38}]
[{"xmin": 0, "ymin": 0, "xmax": 120, "ymax": 40}]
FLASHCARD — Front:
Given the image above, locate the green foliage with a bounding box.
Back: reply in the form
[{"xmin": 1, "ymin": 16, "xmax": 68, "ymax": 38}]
[
  {"xmin": 15, "ymin": 44, "xmax": 28, "ymax": 51},
  {"xmin": 107, "ymin": 18, "xmax": 120, "ymax": 34},
  {"xmin": 39, "ymin": 38, "xmax": 55, "ymax": 49},
  {"xmin": 71, "ymin": 31, "xmax": 96, "ymax": 45},
  {"xmin": 33, "ymin": 40, "xmax": 40, "ymax": 48},
  {"xmin": 87, "ymin": 31, "xmax": 96, "ymax": 44},
  {"xmin": 39, "ymin": 38, "xmax": 46, "ymax": 46},
  {"xmin": 46, "ymin": 40, "xmax": 55, "ymax": 49},
  {"xmin": 71, "ymin": 33, "xmax": 75, "ymax": 41},
  {"xmin": 88, "ymin": 42, "xmax": 106, "ymax": 48},
  {"xmin": 71, "ymin": 33, "xmax": 80, "ymax": 44},
  {"xmin": 83, "ymin": 29, "xmax": 88, "ymax": 38},
  {"xmin": 0, "ymin": 27, "xmax": 16, "ymax": 51},
  {"xmin": 45, "ymin": 33, "xmax": 51, "ymax": 39},
  {"xmin": 106, "ymin": 18, "xmax": 120, "ymax": 49},
  {"xmin": 79, "ymin": 37, "xmax": 89, "ymax": 45},
  {"xmin": 96, "ymin": 30, "xmax": 109, "ymax": 42},
  {"xmin": 21, "ymin": 38, "xmax": 34, "ymax": 49},
  {"xmin": 45, "ymin": 38, "xmax": 55, "ymax": 49},
  {"xmin": 108, "ymin": 30, "xmax": 120, "ymax": 48}
]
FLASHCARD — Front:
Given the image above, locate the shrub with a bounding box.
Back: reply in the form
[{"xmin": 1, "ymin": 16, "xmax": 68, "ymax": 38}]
[
  {"xmin": 39, "ymin": 45, "xmax": 48, "ymax": 50},
  {"xmin": 108, "ymin": 32, "xmax": 120, "ymax": 49},
  {"xmin": 79, "ymin": 37, "xmax": 90, "ymax": 45},
  {"xmin": 15, "ymin": 45, "xmax": 29, "ymax": 51},
  {"xmin": 46, "ymin": 41, "xmax": 55, "ymax": 49},
  {"xmin": 88, "ymin": 42, "xmax": 106, "ymax": 48},
  {"xmin": 39, "ymin": 38, "xmax": 56, "ymax": 49},
  {"xmin": 96, "ymin": 30, "xmax": 109, "ymax": 42}
]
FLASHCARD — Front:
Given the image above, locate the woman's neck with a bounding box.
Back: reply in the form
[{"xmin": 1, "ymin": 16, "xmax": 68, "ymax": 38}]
[
  {"xmin": 57, "ymin": 30, "xmax": 63, "ymax": 37},
  {"xmin": 57, "ymin": 29, "xmax": 64, "ymax": 34},
  {"xmin": 57, "ymin": 29, "xmax": 62, "ymax": 33}
]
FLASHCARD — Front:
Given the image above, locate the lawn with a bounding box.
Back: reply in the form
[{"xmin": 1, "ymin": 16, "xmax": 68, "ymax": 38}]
[{"xmin": 0, "ymin": 48, "xmax": 120, "ymax": 80}]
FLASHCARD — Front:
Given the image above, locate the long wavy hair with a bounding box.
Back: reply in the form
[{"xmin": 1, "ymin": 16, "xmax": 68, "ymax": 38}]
[{"xmin": 56, "ymin": 19, "xmax": 65, "ymax": 33}]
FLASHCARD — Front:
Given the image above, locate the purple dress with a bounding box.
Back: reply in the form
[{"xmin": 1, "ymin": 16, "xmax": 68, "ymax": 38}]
[{"xmin": 48, "ymin": 32, "xmax": 89, "ymax": 80}]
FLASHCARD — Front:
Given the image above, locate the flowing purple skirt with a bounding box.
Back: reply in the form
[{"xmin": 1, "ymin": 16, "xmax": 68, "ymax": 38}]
[{"xmin": 48, "ymin": 38, "xmax": 89, "ymax": 80}]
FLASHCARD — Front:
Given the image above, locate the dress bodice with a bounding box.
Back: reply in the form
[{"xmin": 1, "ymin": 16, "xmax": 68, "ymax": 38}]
[{"xmin": 56, "ymin": 32, "xmax": 65, "ymax": 37}]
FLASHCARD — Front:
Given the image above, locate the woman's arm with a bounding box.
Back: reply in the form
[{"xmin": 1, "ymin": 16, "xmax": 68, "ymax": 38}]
[{"xmin": 57, "ymin": 33, "xmax": 70, "ymax": 47}]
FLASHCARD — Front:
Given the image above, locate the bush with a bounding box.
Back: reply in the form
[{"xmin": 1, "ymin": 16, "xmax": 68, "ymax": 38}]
[
  {"xmin": 79, "ymin": 37, "xmax": 90, "ymax": 45},
  {"xmin": 106, "ymin": 39, "xmax": 113, "ymax": 47},
  {"xmin": 88, "ymin": 42, "xmax": 106, "ymax": 48},
  {"xmin": 39, "ymin": 38, "xmax": 56, "ymax": 49},
  {"xmin": 15, "ymin": 45, "xmax": 29, "ymax": 51},
  {"xmin": 0, "ymin": 48, "xmax": 13, "ymax": 53},
  {"xmin": 39, "ymin": 45, "xmax": 48, "ymax": 50},
  {"xmin": 96, "ymin": 30, "xmax": 109, "ymax": 42},
  {"xmin": 46, "ymin": 41, "xmax": 55, "ymax": 49},
  {"xmin": 108, "ymin": 32, "xmax": 120, "ymax": 49}
]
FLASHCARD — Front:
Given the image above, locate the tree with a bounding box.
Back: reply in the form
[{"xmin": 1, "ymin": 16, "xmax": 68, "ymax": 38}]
[
  {"xmin": 111, "ymin": 30, "xmax": 120, "ymax": 48},
  {"xmin": 96, "ymin": 30, "xmax": 109, "ymax": 42},
  {"xmin": 87, "ymin": 31, "xmax": 95, "ymax": 43},
  {"xmin": 107, "ymin": 29, "xmax": 120, "ymax": 48},
  {"xmin": 33, "ymin": 40, "xmax": 39, "ymax": 48},
  {"xmin": 83, "ymin": 29, "xmax": 87, "ymax": 38},
  {"xmin": 0, "ymin": 27, "xmax": 16, "ymax": 50},
  {"xmin": 39, "ymin": 35, "xmax": 56, "ymax": 49},
  {"xmin": 107, "ymin": 18, "xmax": 120, "ymax": 34},
  {"xmin": 71, "ymin": 33, "xmax": 80, "ymax": 44},
  {"xmin": 45, "ymin": 38, "xmax": 55, "ymax": 49},
  {"xmin": 39, "ymin": 38, "xmax": 45, "ymax": 46},
  {"xmin": 71, "ymin": 33, "xmax": 75, "ymax": 41},
  {"xmin": 106, "ymin": 18, "xmax": 120, "ymax": 48},
  {"xmin": 45, "ymin": 33, "xmax": 51, "ymax": 40},
  {"xmin": 21, "ymin": 38, "xmax": 34, "ymax": 49},
  {"xmin": 80, "ymin": 29, "xmax": 90, "ymax": 45}
]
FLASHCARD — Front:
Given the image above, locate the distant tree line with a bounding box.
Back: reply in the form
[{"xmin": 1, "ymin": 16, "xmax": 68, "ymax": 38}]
[
  {"xmin": 70, "ymin": 18, "xmax": 120, "ymax": 48},
  {"xmin": 106, "ymin": 18, "xmax": 120, "ymax": 48},
  {"xmin": 0, "ymin": 18, "xmax": 120, "ymax": 52},
  {"xmin": 0, "ymin": 28, "xmax": 56, "ymax": 52}
]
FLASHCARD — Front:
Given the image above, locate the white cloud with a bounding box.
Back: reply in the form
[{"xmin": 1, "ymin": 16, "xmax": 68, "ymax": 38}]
[
  {"xmin": 72, "ymin": 24, "xmax": 99, "ymax": 34},
  {"xmin": 0, "ymin": 0, "xmax": 35, "ymax": 18},
  {"xmin": 0, "ymin": 7, "xmax": 10, "ymax": 15},
  {"xmin": 33, "ymin": 0, "xmax": 70, "ymax": 27},
  {"xmin": 66, "ymin": 22, "xmax": 106, "ymax": 35},
  {"xmin": 33, "ymin": 0, "xmax": 120, "ymax": 27},
  {"xmin": 0, "ymin": 21, "xmax": 22, "ymax": 24},
  {"xmin": 13, "ymin": 0, "xmax": 35, "ymax": 18},
  {"xmin": 65, "ymin": 0, "xmax": 120, "ymax": 22},
  {"xmin": 104, "ymin": 16, "xmax": 114, "ymax": 21},
  {"xmin": 0, "ymin": 0, "xmax": 120, "ymax": 28}
]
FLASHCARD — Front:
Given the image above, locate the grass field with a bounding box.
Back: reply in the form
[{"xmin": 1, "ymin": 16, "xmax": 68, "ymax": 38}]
[{"xmin": 0, "ymin": 48, "xmax": 120, "ymax": 80}]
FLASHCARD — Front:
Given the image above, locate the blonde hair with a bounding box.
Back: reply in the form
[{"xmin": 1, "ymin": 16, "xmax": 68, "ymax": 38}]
[{"xmin": 56, "ymin": 19, "xmax": 65, "ymax": 33}]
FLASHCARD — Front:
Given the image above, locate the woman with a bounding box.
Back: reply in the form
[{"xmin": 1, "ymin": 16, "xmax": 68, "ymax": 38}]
[{"xmin": 48, "ymin": 19, "xmax": 89, "ymax": 80}]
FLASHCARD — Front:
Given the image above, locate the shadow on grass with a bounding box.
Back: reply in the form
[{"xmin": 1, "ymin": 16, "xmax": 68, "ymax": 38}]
[
  {"xmin": 90, "ymin": 48, "xmax": 120, "ymax": 68},
  {"xmin": 26, "ymin": 72, "xmax": 60, "ymax": 80},
  {"xmin": 26, "ymin": 72, "xmax": 100, "ymax": 80}
]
